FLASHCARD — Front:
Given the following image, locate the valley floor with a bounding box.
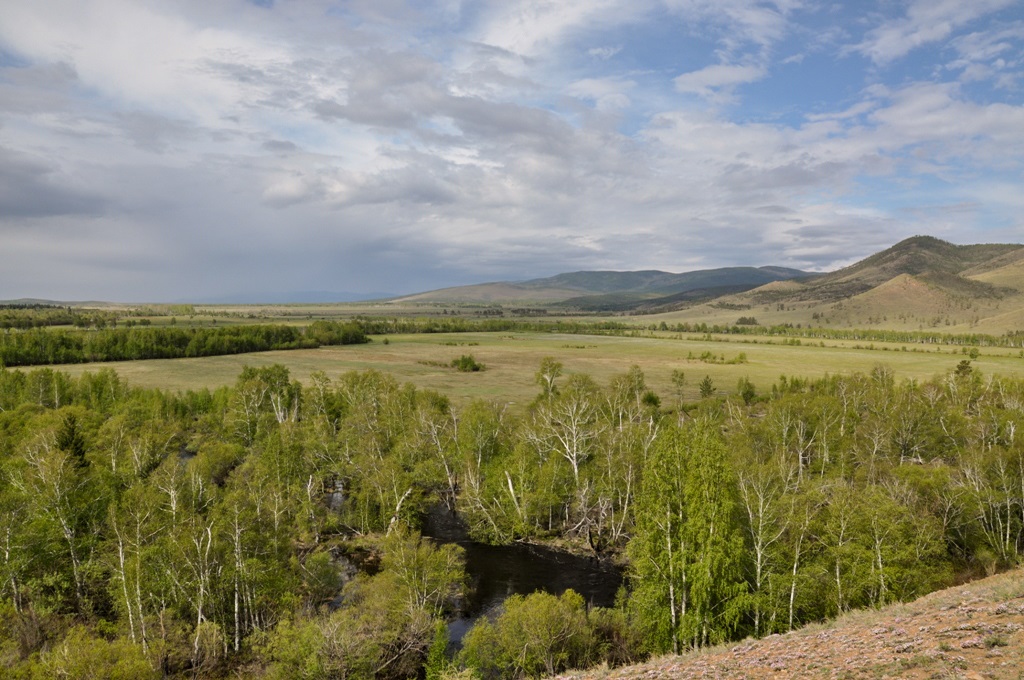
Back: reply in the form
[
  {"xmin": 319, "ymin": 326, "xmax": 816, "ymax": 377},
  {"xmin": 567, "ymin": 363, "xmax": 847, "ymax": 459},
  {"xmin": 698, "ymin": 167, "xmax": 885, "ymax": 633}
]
[{"xmin": 557, "ymin": 568, "xmax": 1024, "ymax": 679}]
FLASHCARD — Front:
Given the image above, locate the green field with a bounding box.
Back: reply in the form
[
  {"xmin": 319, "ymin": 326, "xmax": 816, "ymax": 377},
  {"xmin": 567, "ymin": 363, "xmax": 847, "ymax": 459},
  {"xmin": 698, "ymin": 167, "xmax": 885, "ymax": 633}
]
[{"xmin": 50, "ymin": 331, "xmax": 1024, "ymax": 405}]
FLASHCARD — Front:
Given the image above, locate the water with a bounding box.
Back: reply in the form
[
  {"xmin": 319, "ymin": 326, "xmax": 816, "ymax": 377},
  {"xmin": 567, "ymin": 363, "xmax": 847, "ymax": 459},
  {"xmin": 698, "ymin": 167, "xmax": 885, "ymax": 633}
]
[{"xmin": 420, "ymin": 505, "xmax": 624, "ymax": 644}]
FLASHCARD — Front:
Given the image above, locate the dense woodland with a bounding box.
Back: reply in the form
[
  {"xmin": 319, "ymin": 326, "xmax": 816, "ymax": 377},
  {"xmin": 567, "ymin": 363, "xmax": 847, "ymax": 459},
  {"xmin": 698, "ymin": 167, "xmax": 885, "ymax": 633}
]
[{"xmin": 1, "ymin": 354, "xmax": 1023, "ymax": 678}]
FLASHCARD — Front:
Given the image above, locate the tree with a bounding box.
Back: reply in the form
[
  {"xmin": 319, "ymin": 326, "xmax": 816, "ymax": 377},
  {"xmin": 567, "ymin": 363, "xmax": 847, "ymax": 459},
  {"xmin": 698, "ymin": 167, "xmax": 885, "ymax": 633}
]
[
  {"xmin": 424, "ymin": 621, "xmax": 450, "ymax": 680},
  {"xmin": 628, "ymin": 419, "xmax": 748, "ymax": 652},
  {"xmin": 377, "ymin": 530, "xmax": 466, "ymax": 619},
  {"xmin": 459, "ymin": 589, "xmax": 595, "ymax": 678},
  {"xmin": 535, "ymin": 358, "xmax": 563, "ymax": 403},
  {"xmin": 738, "ymin": 465, "xmax": 786, "ymax": 637},
  {"xmin": 737, "ymin": 377, "xmax": 756, "ymax": 406},
  {"xmin": 699, "ymin": 376, "xmax": 715, "ymax": 400}
]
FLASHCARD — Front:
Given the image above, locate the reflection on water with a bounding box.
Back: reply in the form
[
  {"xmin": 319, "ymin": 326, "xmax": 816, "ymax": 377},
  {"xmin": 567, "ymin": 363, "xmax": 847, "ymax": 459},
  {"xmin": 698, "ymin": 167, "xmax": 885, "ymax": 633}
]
[{"xmin": 420, "ymin": 505, "xmax": 624, "ymax": 645}]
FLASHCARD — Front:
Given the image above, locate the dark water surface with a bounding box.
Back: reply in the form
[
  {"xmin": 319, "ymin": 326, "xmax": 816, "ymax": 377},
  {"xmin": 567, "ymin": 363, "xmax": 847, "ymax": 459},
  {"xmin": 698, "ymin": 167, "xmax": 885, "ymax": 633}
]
[{"xmin": 420, "ymin": 506, "xmax": 624, "ymax": 644}]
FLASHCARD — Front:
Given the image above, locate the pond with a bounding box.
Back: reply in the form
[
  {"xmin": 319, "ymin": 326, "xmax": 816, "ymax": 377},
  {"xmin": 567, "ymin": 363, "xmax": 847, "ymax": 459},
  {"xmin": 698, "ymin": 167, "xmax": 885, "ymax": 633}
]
[{"xmin": 420, "ymin": 505, "xmax": 624, "ymax": 645}]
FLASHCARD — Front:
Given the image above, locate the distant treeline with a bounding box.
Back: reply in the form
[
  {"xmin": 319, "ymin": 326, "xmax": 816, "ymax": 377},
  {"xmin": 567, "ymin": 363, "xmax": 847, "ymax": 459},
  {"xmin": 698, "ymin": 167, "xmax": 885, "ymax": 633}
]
[
  {"xmin": 0, "ymin": 304, "xmax": 120, "ymax": 330},
  {"xmin": 648, "ymin": 321, "xmax": 1024, "ymax": 348},
  {"xmin": 361, "ymin": 316, "xmax": 1024, "ymax": 349},
  {"xmin": 352, "ymin": 316, "xmax": 630, "ymax": 335},
  {"xmin": 0, "ymin": 320, "xmax": 366, "ymax": 366}
]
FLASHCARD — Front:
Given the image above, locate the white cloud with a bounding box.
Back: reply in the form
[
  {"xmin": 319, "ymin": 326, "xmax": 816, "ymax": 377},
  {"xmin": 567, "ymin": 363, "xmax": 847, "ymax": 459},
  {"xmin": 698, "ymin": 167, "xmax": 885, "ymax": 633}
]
[
  {"xmin": 0, "ymin": 0, "xmax": 290, "ymax": 125},
  {"xmin": 588, "ymin": 45, "xmax": 623, "ymax": 59},
  {"xmin": 946, "ymin": 21, "xmax": 1024, "ymax": 86},
  {"xmin": 662, "ymin": 0, "xmax": 796, "ymax": 50},
  {"xmin": 855, "ymin": 0, "xmax": 1016, "ymax": 65},
  {"xmin": 566, "ymin": 77, "xmax": 636, "ymax": 110},
  {"xmin": 474, "ymin": 0, "xmax": 643, "ymax": 57},
  {"xmin": 673, "ymin": 63, "xmax": 767, "ymax": 100}
]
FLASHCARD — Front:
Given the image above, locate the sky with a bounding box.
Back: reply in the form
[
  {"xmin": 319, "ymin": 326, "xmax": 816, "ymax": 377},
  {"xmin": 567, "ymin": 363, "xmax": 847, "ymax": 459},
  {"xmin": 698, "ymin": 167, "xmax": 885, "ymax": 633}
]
[{"xmin": 1, "ymin": 0, "xmax": 1023, "ymax": 302}]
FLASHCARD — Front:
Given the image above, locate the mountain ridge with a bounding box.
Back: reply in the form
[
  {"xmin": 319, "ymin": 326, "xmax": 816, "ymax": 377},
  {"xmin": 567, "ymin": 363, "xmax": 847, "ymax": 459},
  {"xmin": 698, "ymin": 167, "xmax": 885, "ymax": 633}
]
[
  {"xmin": 392, "ymin": 266, "xmax": 811, "ymax": 305},
  {"xmin": 388, "ymin": 235, "xmax": 1024, "ymax": 334}
]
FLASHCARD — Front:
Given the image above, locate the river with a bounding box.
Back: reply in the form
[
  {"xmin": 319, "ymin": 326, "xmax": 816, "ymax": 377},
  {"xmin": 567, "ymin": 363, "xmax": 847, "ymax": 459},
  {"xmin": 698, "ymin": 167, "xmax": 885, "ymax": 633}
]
[{"xmin": 420, "ymin": 505, "xmax": 624, "ymax": 644}]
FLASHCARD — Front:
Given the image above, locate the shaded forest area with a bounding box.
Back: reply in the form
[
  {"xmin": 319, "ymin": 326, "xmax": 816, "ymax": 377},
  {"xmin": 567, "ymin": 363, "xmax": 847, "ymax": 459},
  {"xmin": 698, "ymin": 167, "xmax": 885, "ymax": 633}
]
[{"xmin": 1, "ymin": 357, "xmax": 1023, "ymax": 678}]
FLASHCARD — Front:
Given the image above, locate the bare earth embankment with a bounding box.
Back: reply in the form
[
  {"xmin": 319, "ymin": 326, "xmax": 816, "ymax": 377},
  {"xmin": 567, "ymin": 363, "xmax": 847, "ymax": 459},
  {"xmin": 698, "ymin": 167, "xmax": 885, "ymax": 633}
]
[{"xmin": 559, "ymin": 568, "xmax": 1024, "ymax": 679}]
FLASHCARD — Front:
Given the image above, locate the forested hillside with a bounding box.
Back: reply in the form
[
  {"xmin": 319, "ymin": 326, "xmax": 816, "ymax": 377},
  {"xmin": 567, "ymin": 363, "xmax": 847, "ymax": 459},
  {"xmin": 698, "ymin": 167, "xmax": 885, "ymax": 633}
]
[{"xmin": 1, "ymin": 358, "xmax": 1023, "ymax": 677}]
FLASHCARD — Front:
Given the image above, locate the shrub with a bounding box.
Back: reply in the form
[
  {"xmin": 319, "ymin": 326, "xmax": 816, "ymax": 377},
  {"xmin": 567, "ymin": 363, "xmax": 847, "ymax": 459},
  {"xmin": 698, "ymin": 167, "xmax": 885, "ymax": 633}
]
[
  {"xmin": 451, "ymin": 355, "xmax": 484, "ymax": 372},
  {"xmin": 459, "ymin": 590, "xmax": 595, "ymax": 678}
]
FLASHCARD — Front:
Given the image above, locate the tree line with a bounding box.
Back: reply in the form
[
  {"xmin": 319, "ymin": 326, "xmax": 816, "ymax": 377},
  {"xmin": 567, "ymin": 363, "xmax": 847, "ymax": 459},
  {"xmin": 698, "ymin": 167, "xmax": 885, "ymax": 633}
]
[
  {"xmin": 0, "ymin": 305, "xmax": 120, "ymax": 331},
  {"xmin": 0, "ymin": 321, "xmax": 367, "ymax": 367},
  {"xmin": 1, "ymin": 356, "xmax": 1023, "ymax": 677},
  {"xmin": 651, "ymin": 320, "xmax": 1024, "ymax": 348}
]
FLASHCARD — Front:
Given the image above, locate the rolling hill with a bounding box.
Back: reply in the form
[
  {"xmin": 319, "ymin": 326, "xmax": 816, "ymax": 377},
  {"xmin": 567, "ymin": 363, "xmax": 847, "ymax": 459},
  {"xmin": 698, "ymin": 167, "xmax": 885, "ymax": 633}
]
[
  {"xmin": 391, "ymin": 236, "xmax": 1024, "ymax": 335},
  {"xmin": 642, "ymin": 236, "xmax": 1024, "ymax": 334},
  {"xmin": 392, "ymin": 266, "xmax": 810, "ymax": 305},
  {"xmin": 759, "ymin": 235, "xmax": 1020, "ymax": 303}
]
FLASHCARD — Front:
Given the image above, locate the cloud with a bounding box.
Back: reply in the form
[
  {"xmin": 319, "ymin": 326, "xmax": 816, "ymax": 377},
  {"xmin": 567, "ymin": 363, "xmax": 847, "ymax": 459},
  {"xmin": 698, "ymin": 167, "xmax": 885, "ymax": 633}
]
[
  {"xmin": 854, "ymin": 0, "xmax": 1016, "ymax": 65},
  {"xmin": 0, "ymin": 147, "xmax": 107, "ymax": 218},
  {"xmin": 673, "ymin": 62, "xmax": 767, "ymax": 100},
  {"xmin": 662, "ymin": 0, "xmax": 796, "ymax": 51},
  {"xmin": 946, "ymin": 21, "xmax": 1024, "ymax": 86},
  {"xmin": 587, "ymin": 45, "xmax": 622, "ymax": 60},
  {"xmin": 566, "ymin": 77, "xmax": 635, "ymax": 110},
  {"xmin": 0, "ymin": 1, "xmax": 1021, "ymax": 300},
  {"xmin": 474, "ymin": 0, "xmax": 642, "ymax": 57}
]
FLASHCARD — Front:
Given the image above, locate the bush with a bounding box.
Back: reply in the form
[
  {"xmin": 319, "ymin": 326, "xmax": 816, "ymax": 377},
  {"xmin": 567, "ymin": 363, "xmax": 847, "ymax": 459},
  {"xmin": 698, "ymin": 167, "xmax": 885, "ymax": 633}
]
[
  {"xmin": 451, "ymin": 355, "xmax": 484, "ymax": 372},
  {"xmin": 459, "ymin": 590, "xmax": 595, "ymax": 678},
  {"xmin": 33, "ymin": 625, "xmax": 159, "ymax": 680}
]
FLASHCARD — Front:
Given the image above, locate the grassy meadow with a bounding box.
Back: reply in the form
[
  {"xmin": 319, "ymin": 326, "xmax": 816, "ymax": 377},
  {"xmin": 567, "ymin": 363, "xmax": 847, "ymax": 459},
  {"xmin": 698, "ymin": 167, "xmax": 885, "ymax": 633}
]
[{"xmin": 51, "ymin": 329, "xmax": 1024, "ymax": 406}]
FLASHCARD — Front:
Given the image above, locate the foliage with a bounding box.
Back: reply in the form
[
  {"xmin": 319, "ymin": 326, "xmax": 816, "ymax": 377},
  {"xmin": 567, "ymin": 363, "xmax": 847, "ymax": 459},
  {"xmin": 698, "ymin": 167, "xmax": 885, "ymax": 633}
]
[
  {"xmin": 459, "ymin": 590, "xmax": 595, "ymax": 678},
  {"xmin": 0, "ymin": 321, "xmax": 367, "ymax": 367},
  {"xmin": 424, "ymin": 620, "xmax": 450, "ymax": 680},
  {"xmin": 451, "ymin": 355, "xmax": 484, "ymax": 372},
  {"xmin": 698, "ymin": 375, "xmax": 715, "ymax": 399},
  {"xmin": 1, "ymin": 355, "xmax": 1024, "ymax": 677},
  {"xmin": 628, "ymin": 419, "xmax": 748, "ymax": 652}
]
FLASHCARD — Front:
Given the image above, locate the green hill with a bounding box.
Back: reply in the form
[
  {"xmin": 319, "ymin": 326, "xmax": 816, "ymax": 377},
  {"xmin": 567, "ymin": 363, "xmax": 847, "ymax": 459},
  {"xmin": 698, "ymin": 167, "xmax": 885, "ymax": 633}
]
[{"xmin": 395, "ymin": 266, "xmax": 809, "ymax": 305}]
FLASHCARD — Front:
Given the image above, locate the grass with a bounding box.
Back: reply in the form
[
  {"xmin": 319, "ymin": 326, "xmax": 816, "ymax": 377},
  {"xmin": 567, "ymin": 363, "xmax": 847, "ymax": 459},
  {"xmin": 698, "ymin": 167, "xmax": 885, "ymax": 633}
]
[{"xmin": 44, "ymin": 330, "xmax": 1024, "ymax": 405}]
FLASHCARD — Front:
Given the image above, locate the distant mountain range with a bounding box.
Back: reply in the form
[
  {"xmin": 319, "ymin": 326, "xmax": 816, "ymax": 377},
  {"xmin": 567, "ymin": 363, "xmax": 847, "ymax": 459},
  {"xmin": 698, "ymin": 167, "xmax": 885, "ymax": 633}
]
[
  {"xmin": 182, "ymin": 290, "xmax": 398, "ymax": 304},
  {"xmin": 393, "ymin": 236, "xmax": 1024, "ymax": 335},
  {"xmin": 393, "ymin": 266, "xmax": 812, "ymax": 307},
  {"xmin": 8, "ymin": 236, "xmax": 1024, "ymax": 335}
]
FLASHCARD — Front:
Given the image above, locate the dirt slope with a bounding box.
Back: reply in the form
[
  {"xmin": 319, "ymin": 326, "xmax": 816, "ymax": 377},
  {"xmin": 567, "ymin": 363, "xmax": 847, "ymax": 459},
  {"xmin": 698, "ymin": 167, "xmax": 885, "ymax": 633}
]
[{"xmin": 558, "ymin": 568, "xmax": 1024, "ymax": 679}]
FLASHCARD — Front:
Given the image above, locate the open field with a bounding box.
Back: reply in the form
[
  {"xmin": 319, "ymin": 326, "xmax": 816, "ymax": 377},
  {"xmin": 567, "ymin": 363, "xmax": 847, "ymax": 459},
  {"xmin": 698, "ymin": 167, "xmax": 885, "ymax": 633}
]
[{"xmin": 49, "ymin": 330, "xmax": 1024, "ymax": 405}]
